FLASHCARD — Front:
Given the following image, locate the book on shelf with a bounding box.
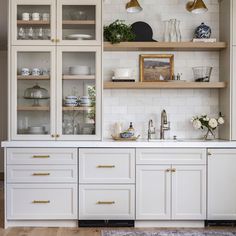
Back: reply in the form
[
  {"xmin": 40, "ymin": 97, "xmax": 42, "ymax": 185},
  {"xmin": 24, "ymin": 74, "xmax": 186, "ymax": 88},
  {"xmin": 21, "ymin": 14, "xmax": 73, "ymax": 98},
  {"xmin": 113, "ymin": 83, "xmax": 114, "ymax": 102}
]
[{"xmin": 193, "ymin": 38, "xmax": 217, "ymax": 43}]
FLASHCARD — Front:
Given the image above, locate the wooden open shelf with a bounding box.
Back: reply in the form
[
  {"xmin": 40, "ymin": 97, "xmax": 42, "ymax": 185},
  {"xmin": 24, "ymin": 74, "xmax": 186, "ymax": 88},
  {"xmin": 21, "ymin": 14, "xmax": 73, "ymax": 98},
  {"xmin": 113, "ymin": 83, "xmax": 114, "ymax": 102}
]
[
  {"xmin": 62, "ymin": 20, "xmax": 95, "ymax": 25},
  {"xmin": 104, "ymin": 81, "xmax": 227, "ymax": 89},
  {"xmin": 17, "ymin": 20, "xmax": 50, "ymax": 25},
  {"xmin": 63, "ymin": 75, "xmax": 95, "ymax": 80},
  {"xmin": 63, "ymin": 106, "xmax": 94, "ymax": 111},
  {"xmin": 104, "ymin": 42, "xmax": 227, "ymax": 52},
  {"xmin": 17, "ymin": 75, "xmax": 50, "ymax": 80},
  {"xmin": 18, "ymin": 106, "xmax": 50, "ymax": 111}
]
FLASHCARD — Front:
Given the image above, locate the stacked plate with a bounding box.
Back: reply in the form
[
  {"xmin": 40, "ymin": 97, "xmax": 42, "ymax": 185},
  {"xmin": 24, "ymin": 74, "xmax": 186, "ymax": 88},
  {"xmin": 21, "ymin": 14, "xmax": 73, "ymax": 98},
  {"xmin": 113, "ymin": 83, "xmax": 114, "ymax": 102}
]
[
  {"xmin": 78, "ymin": 96, "xmax": 92, "ymax": 107},
  {"xmin": 64, "ymin": 96, "xmax": 78, "ymax": 107}
]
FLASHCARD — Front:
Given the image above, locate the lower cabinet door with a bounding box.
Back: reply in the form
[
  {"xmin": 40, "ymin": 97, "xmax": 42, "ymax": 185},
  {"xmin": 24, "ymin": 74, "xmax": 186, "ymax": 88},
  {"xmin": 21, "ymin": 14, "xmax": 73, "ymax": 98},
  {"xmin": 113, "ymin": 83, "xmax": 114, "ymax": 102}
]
[
  {"xmin": 208, "ymin": 149, "xmax": 236, "ymax": 220},
  {"xmin": 171, "ymin": 165, "xmax": 206, "ymax": 220},
  {"xmin": 136, "ymin": 165, "xmax": 171, "ymax": 220},
  {"xmin": 79, "ymin": 185, "xmax": 135, "ymax": 220},
  {"xmin": 7, "ymin": 184, "xmax": 77, "ymax": 220}
]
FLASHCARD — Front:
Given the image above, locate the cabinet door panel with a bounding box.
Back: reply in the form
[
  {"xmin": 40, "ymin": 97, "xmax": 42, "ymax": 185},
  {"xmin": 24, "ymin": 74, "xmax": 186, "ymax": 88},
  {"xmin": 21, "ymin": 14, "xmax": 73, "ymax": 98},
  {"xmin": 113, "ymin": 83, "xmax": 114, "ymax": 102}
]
[
  {"xmin": 172, "ymin": 165, "xmax": 206, "ymax": 220},
  {"xmin": 56, "ymin": 46, "xmax": 101, "ymax": 140},
  {"xmin": 136, "ymin": 165, "xmax": 171, "ymax": 220},
  {"xmin": 11, "ymin": 46, "xmax": 56, "ymax": 140},
  {"xmin": 57, "ymin": 0, "xmax": 101, "ymax": 45},
  {"xmin": 208, "ymin": 149, "xmax": 236, "ymax": 220},
  {"xmin": 11, "ymin": 0, "xmax": 56, "ymax": 46}
]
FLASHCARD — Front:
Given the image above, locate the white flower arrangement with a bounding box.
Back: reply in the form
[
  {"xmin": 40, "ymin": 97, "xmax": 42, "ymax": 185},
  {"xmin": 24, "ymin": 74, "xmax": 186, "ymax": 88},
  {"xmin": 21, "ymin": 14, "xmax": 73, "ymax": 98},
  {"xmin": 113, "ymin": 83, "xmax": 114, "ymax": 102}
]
[{"xmin": 191, "ymin": 113, "xmax": 225, "ymax": 139}]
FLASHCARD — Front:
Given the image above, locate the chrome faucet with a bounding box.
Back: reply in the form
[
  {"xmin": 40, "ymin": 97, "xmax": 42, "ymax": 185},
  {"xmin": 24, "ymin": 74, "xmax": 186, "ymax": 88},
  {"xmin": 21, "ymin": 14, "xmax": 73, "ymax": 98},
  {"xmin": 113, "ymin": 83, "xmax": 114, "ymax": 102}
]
[
  {"xmin": 160, "ymin": 110, "xmax": 170, "ymax": 140},
  {"xmin": 148, "ymin": 119, "xmax": 156, "ymax": 140}
]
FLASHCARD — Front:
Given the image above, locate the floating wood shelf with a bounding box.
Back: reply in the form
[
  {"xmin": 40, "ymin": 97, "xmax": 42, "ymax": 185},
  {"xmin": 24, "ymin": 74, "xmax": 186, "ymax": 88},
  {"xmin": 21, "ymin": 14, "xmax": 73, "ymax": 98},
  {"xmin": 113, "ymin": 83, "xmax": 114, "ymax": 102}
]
[
  {"xmin": 17, "ymin": 75, "xmax": 50, "ymax": 80},
  {"xmin": 17, "ymin": 20, "xmax": 50, "ymax": 25},
  {"xmin": 63, "ymin": 75, "xmax": 95, "ymax": 80},
  {"xmin": 104, "ymin": 42, "xmax": 227, "ymax": 51},
  {"xmin": 18, "ymin": 106, "xmax": 50, "ymax": 111},
  {"xmin": 63, "ymin": 106, "xmax": 94, "ymax": 111},
  {"xmin": 104, "ymin": 82, "xmax": 227, "ymax": 89},
  {"xmin": 62, "ymin": 20, "xmax": 95, "ymax": 25}
]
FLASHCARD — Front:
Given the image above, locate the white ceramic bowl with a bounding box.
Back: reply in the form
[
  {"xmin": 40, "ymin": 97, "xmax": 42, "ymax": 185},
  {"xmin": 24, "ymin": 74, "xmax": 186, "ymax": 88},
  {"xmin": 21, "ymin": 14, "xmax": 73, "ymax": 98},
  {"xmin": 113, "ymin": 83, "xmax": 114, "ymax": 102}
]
[
  {"xmin": 69, "ymin": 66, "xmax": 91, "ymax": 75},
  {"xmin": 28, "ymin": 126, "xmax": 45, "ymax": 134},
  {"xmin": 114, "ymin": 68, "xmax": 133, "ymax": 78}
]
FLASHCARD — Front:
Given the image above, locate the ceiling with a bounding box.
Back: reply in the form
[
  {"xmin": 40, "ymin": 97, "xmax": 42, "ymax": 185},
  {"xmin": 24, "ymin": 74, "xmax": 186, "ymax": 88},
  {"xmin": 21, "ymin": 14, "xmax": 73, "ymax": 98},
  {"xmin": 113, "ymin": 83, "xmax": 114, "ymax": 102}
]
[{"xmin": 0, "ymin": 0, "xmax": 8, "ymax": 50}]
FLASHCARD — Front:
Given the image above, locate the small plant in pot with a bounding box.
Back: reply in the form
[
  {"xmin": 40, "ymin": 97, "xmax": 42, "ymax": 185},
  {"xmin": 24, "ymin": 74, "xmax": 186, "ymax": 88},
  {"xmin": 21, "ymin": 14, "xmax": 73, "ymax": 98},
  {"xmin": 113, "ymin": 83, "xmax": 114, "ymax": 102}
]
[
  {"xmin": 104, "ymin": 20, "xmax": 135, "ymax": 44},
  {"xmin": 191, "ymin": 113, "xmax": 225, "ymax": 140}
]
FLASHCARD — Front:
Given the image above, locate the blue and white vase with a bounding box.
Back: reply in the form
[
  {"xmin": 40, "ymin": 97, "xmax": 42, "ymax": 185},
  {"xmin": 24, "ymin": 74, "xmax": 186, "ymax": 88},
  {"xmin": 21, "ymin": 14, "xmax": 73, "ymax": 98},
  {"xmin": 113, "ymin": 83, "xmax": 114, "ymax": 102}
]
[{"xmin": 194, "ymin": 22, "xmax": 211, "ymax": 39}]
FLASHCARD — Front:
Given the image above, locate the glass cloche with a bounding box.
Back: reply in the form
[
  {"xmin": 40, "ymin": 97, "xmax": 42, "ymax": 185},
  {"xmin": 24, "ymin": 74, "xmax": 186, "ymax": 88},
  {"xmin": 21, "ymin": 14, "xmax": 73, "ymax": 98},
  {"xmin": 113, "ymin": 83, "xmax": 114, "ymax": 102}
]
[{"xmin": 24, "ymin": 84, "xmax": 49, "ymax": 106}]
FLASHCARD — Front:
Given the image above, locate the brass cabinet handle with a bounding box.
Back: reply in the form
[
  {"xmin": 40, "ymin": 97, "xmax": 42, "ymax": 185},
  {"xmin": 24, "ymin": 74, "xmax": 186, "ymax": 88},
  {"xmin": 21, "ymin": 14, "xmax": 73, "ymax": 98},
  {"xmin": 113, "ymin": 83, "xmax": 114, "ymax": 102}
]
[
  {"xmin": 32, "ymin": 155, "xmax": 50, "ymax": 159},
  {"xmin": 51, "ymin": 134, "xmax": 55, "ymax": 138},
  {"xmin": 171, "ymin": 168, "xmax": 176, "ymax": 173},
  {"xmin": 32, "ymin": 200, "xmax": 50, "ymax": 204},
  {"xmin": 32, "ymin": 173, "xmax": 50, "ymax": 176},
  {"xmin": 166, "ymin": 169, "xmax": 171, "ymax": 172},
  {"xmin": 51, "ymin": 39, "xmax": 55, "ymax": 42},
  {"xmin": 56, "ymin": 134, "xmax": 60, "ymax": 138},
  {"xmin": 56, "ymin": 39, "xmax": 60, "ymax": 43},
  {"xmin": 97, "ymin": 201, "xmax": 115, "ymax": 205},
  {"xmin": 208, "ymin": 152, "xmax": 212, "ymax": 156},
  {"xmin": 97, "ymin": 165, "xmax": 115, "ymax": 168}
]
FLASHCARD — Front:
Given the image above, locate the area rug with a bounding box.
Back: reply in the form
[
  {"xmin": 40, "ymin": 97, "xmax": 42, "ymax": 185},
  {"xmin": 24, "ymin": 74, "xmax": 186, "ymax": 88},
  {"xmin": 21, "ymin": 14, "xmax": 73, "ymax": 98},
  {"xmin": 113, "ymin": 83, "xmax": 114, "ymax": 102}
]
[{"xmin": 102, "ymin": 230, "xmax": 236, "ymax": 236}]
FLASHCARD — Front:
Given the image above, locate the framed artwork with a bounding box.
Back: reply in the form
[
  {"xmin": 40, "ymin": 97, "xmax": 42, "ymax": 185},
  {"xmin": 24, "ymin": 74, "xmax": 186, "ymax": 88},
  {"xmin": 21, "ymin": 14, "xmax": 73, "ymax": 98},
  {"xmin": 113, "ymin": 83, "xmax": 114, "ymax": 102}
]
[{"xmin": 140, "ymin": 54, "xmax": 174, "ymax": 82}]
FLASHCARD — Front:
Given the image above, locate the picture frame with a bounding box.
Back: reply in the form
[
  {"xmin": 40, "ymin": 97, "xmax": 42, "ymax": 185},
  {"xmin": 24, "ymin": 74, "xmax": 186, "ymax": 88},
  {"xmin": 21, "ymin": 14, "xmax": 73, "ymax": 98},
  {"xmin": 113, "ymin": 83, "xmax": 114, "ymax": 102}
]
[{"xmin": 140, "ymin": 54, "xmax": 174, "ymax": 82}]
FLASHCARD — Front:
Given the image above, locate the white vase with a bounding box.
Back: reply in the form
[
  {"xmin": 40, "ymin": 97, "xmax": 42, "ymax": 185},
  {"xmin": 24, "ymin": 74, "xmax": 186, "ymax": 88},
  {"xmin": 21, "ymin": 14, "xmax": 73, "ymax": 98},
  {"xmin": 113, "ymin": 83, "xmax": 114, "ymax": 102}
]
[
  {"xmin": 169, "ymin": 19, "xmax": 177, "ymax": 42},
  {"xmin": 164, "ymin": 20, "xmax": 170, "ymax": 42},
  {"xmin": 176, "ymin": 20, "xmax": 182, "ymax": 42}
]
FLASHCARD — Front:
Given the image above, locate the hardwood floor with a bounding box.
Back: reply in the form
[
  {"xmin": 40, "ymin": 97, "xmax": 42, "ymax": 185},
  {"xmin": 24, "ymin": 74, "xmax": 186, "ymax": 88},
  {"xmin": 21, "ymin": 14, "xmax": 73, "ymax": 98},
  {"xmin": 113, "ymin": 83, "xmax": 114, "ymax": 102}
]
[{"xmin": 0, "ymin": 183, "xmax": 235, "ymax": 236}]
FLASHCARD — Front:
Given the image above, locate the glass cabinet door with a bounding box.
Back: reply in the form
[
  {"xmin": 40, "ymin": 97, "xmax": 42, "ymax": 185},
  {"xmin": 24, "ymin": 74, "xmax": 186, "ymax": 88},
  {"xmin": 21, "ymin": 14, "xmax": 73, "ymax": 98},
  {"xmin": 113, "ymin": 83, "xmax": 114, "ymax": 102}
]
[
  {"xmin": 57, "ymin": 0, "xmax": 101, "ymax": 45},
  {"xmin": 11, "ymin": 0, "xmax": 56, "ymax": 45},
  {"xmin": 57, "ymin": 46, "xmax": 101, "ymax": 140},
  {"xmin": 11, "ymin": 46, "xmax": 56, "ymax": 140}
]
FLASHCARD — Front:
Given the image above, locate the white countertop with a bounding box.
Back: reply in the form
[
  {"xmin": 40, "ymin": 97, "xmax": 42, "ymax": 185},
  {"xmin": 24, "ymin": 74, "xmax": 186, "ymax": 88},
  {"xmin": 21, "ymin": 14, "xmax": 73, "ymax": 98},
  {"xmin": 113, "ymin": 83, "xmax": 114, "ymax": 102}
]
[{"xmin": 2, "ymin": 139, "xmax": 236, "ymax": 148}]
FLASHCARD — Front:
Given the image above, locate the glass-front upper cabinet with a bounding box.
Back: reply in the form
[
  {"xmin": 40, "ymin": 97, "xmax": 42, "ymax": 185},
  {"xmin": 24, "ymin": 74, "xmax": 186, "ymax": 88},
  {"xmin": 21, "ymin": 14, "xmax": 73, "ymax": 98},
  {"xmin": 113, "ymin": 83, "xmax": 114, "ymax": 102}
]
[
  {"xmin": 57, "ymin": 0, "xmax": 101, "ymax": 45},
  {"xmin": 11, "ymin": 46, "xmax": 56, "ymax": 140},
  {"xmin": 56, "ymin": 46, "xmax": 101, "ymax": 140},
  {"xmin": 11, "ymin": 0, "xmax": 56, "ymax": 45}
]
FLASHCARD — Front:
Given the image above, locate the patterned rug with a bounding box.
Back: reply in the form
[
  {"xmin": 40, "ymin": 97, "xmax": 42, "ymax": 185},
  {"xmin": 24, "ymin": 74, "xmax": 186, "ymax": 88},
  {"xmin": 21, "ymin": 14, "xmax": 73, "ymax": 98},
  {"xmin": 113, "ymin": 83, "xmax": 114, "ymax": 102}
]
[{"xmin": 102, "ymin": 230, "xmax": 236, "ymax": 236}]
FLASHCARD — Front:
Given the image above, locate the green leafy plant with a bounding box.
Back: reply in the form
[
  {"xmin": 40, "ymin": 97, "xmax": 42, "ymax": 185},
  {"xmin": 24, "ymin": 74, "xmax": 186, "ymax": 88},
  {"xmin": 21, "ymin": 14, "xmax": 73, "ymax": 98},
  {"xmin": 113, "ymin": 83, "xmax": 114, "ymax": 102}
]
[
  {"xmin": 104, "ymin": 20, "xmax": 135, "ymax": 44},
  {"xmin": 87, "ymin": 86, "xmax": 96, "ymax": 123}
]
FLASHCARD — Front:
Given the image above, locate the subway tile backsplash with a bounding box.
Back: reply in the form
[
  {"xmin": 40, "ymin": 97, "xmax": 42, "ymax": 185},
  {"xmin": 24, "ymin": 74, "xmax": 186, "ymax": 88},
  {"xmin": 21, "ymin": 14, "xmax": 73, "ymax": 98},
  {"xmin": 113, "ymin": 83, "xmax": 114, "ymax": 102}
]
[{"xmin": 103, "ymin": 0, "xmax": 220, "ymax": 139}]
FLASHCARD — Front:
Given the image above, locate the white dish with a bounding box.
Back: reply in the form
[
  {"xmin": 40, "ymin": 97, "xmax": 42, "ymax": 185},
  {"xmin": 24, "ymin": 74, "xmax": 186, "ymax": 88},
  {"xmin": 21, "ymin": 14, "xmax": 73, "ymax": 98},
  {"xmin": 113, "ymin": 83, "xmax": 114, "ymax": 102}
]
[
  {"xmin": 69, "ymin": 66, "xmax": 91, "ymax": 75},
  {"xmin": 114, "ymin": 68, "xmax": 133, "ymax": 78},
  {"xmin": 67, "ymin": 34, "xmax": 92, "ymax": 40}
]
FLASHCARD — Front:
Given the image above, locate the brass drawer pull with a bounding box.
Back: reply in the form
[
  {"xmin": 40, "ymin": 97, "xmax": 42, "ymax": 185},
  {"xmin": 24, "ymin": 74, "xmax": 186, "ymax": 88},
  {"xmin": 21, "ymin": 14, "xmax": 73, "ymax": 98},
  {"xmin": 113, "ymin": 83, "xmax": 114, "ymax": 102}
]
[
  {"xmin": 97, "ymin": 165, "xmax": 115, "ymax": 168},
  {"xmin": 32, "ymin": 173, "xmax": 50, "ymax": 176},
  {"xmin": 97, "ymin": 201, "xmax": 115, "ymax": 205},
  {"xmin": 32, "ymin": 155, "xmax": 50, "ymax": 159},
  {"xmin": 32, "ymin": 200, "xmax": 50, "ymax": 204}
]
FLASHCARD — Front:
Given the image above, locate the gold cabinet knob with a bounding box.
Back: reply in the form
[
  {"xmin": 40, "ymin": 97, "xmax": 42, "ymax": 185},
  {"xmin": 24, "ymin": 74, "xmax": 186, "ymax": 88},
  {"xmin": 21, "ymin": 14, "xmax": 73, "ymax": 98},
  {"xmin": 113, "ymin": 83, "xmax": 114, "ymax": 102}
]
[
  {"xmin": 208, "ymin": 152, "xmax": 212, "ymax": 156},
  {"xmin": 56, "ymin": 39, "xmax": 60, "ymax": 43},
  {"xmin": 51, "ymin": 39, "xmax": 55, "ymax": 42},
  {"xmin": 56, "ymin": 134, "xmax": 60, "ymax": 138},
  {"xmin": 166, "ymin": 169, "xmax": 171, "ymax": 172},
  {"xmin": 171, "ymin": 168, "xmax": 176, "ymax": 173},
  {"xmin": 51, "ymin": 134, "xmax": 55, "ymax": 138}
]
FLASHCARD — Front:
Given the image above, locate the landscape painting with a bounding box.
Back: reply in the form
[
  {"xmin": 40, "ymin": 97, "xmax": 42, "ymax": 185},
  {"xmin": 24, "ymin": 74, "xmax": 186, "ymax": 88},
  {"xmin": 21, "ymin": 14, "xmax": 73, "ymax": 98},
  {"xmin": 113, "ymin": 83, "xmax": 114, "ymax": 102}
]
[{"xmin": 140, "ymin": 54, "xmax": 174, "ymax": 82}]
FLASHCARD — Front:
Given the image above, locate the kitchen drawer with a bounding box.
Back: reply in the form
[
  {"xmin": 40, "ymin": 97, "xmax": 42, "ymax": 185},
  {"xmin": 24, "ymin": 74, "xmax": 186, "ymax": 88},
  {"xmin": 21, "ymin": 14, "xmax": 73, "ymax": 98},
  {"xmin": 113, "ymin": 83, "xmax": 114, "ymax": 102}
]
[
  {"xmin": 79, "ymin": 148, "xmax": 135, "ymax": 183},
  {"xmin": 136, "ymin": 148, "xmax": 206, "ymax": 165},
  {"xmin": 7, "ymin": 165, "xmax": 77, "ymax": 183},
  {"xmin": 79, "ymin": 185, "xmax": 135, "ymax": 220},
  {"xmin": 7, "ymin": 148, "xmax": 77, "ymax": 165},
  {"xmin": 7, "ymin": 184, "xmax": 77, "ymax": 220}
]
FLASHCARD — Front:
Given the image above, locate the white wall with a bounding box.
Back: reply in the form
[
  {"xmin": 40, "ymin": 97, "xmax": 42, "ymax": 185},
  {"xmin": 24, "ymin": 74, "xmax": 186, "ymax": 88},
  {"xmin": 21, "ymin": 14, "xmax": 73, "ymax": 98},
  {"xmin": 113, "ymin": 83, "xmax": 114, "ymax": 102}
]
[
  {"xmin": 103, "ymin": 0, "xmax": 220, "ymax": 139},
  {"xmin": 0, "ymin": 51, "xmax": 8, "ymax": 172}
]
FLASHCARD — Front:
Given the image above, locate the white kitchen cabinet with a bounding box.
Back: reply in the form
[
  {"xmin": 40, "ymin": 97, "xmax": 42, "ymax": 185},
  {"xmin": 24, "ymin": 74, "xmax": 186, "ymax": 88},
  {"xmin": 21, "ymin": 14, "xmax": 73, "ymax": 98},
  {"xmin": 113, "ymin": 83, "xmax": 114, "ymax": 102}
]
[
  {"xmin": 136, "ymin": 165, "xmax": 171, "ymax": 220},
  {"xmin": 172, "ymin": 165, "xmax": 206, "ymax": 220},
  {"xmin": 79, "ymin": 185, "xmax": 135, "ymax": 220},
  {"xmin": 11, "ymin": 0, "xmax": 101, "ymax": 46},
  {"xmin": 208, "ymin": 149, "xmax": 236, "ymax": 220},
  {"xmin": 7, "ymin": 183, "xmax": 77, "ymax": 220},
  {"xmin": 79, "ymin": 148, "xmax": 135, "ymax": 184}
]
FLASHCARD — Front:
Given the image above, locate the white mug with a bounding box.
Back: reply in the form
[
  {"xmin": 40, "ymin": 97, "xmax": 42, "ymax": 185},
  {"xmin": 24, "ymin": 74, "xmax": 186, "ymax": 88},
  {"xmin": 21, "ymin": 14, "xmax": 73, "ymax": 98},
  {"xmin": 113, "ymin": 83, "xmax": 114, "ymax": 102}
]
[
  {"xmin": 22, "ymin": 12, "xmax": 30, "ymax": 21},
  {"xmin": 42, "ymin": 13, "xmax": 50, "ymax": 21},
  {"xmin": 32, "ymin": 68, "xmax": 41, "ymax": 76},
  {"xmin": 21, "ymin": 68, "xmax": 30, "ymax": 76},
  {"xmin": 32, "ymin": 12, "xmax": 40, "ymax": 21}
]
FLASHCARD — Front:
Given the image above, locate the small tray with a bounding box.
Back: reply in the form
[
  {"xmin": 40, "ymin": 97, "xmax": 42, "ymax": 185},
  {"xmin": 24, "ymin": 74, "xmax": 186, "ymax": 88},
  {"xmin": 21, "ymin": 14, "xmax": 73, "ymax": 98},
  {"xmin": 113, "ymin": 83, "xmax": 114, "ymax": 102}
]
[{"xmin": 111, "ymin": 135, "xmax": 140, "ymax": 141}]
